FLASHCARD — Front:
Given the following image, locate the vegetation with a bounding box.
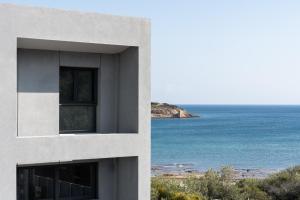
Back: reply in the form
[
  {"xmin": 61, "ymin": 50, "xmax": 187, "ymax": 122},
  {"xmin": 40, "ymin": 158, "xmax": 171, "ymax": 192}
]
[{"xmin": 151, "ymin": 166, "xmax": 300, "ymax": 200}]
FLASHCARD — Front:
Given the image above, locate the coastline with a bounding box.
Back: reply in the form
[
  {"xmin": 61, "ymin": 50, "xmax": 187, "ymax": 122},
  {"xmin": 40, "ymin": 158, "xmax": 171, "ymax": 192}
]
[{"xmin": 152, "ymin": 164, "xmax": 280, "ymax": 179}]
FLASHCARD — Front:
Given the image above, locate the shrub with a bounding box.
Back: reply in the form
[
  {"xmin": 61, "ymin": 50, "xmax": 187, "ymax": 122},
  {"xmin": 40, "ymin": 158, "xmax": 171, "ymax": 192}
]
[
  {"xmin": 151, "ymin": 166, "xmax": 300, "ymax": 200},
  {"xmin": 237, "ymin": 179, "xmax": 271, "ymax": 200},
  {"xmin": 260, "ymin": 166, "xmax": 300, "ymax": 200},
  {"xmin": 151, "ymin": 176, "xmax": 206, "ymax": 200},
  {"xmin": 172, "ymin": 192, "xmax": 204, "ymax": 200}
]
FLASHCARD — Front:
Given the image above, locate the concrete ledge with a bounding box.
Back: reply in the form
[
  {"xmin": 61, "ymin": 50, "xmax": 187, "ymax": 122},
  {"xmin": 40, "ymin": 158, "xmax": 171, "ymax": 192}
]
[{"xmin": 16, "ymin": 134, "xmax": 145, "ymax": 165}]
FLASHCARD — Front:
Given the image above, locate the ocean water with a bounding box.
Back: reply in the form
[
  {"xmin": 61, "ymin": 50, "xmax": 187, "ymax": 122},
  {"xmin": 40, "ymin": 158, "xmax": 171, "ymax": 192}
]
[{"xmin": 152, "ymin": 105, "xmax": 300, "ymax": 172}]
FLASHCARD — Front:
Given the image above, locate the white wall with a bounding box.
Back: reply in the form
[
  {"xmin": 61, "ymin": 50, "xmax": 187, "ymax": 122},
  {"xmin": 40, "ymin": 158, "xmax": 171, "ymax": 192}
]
[
  {"xmin": 0, "ymin": 4, "xmax": 150, "ymax": 199},
  {"xmin": 117, "ymin": 157, "xmax": 138, "ymax": 200},
  {"xmin": 60, "ymin": 51, "xmax": 100, "ymax": 68},
  {"xmin": 18, "ymin": 49, "xmax": 59, "ymax": 136},
  {"xmin": 98, "ymin": 158, "xmax": 117, "ymax": 200},
  {"xmin": 99, "ymin": 54, "xmax": 119, "ymax": 133},
  {"xmin": 98, "ymin": 157, "xmax": 138, "ymax": 200},
  {"xmin": 118, "ymin": 47, "xmax": 139, "ymax": 133}
]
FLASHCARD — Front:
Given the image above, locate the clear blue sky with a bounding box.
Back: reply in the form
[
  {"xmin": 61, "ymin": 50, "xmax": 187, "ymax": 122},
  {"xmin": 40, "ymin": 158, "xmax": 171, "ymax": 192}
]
[{"xmin": 2, "ymin": 0, "xmax": 300, "ymax": 104}]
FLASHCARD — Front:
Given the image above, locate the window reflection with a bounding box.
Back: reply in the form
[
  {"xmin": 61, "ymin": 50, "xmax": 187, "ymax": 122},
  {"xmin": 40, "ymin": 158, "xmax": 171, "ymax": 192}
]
[{"xmin": 17, "ymin": 163, "xmax": 97, "ymax": 200}]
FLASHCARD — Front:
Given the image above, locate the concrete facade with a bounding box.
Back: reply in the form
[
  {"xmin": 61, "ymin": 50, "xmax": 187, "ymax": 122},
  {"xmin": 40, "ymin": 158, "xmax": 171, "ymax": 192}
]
[{"xmin": 0, "ymin": 4, "xmax": 150, "ymax": 200}]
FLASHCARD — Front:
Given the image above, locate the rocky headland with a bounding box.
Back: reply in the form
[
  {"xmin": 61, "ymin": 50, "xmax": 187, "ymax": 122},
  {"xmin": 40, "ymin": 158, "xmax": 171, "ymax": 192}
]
[{"xmin": 151, "ymin": 102, "xmax": 197, "ymax": 118}]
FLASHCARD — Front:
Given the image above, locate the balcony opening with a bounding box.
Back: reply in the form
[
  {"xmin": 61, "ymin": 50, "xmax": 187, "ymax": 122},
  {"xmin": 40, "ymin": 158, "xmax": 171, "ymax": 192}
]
[
  {"xmin": 17, "ymin": 163, "xmax": 97, "ymax": 200},
  {"xmin": 17, "ymin": 157, "xmax": 138, "ymax": 200},
  {"xmin": 17, "ymin": 39, "xmax": 139, "ymax": 136}
]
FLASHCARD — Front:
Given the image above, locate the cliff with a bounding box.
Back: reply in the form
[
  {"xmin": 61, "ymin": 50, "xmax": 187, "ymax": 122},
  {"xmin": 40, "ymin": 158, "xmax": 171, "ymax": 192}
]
[{"xmin": 151, "ymin": 102, "xmax": 196, "ymax": 118}]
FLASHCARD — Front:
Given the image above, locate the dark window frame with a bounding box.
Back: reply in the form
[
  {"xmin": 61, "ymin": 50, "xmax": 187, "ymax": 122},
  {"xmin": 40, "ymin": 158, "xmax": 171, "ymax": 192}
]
[{"xmin": 59, "ymin": 66, "xmax": 98, "ymax": 134}]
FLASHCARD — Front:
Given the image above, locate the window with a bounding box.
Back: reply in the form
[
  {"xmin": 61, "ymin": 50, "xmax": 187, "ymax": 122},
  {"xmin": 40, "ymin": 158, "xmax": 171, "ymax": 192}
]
[
  {"xmin": 59, "ymin": 67, "xmax": 97, "ymax": 133},
  {"xmin": 17, "ymin": 163, "xmax": 97, "ymax": 200}
]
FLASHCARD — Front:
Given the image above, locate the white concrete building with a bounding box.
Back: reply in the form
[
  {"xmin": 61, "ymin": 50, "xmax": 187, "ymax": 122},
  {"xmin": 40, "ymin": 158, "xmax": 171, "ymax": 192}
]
[{"xmin": 0, "ymin": 4, "xmax": 150, "ymax": 200}]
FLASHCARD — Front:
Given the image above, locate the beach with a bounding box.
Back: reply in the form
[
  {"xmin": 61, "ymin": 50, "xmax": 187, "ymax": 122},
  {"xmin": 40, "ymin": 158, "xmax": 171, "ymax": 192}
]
[{"xmin": 152, "ymin": 164, "xmax": 279, "ymax": 179}]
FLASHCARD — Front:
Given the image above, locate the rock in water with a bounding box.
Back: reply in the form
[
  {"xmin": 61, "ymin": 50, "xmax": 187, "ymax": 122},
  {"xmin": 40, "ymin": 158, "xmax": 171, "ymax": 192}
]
[{"xmin": 151, "ymin": 102, "xmax": 197, "ymax": 118}]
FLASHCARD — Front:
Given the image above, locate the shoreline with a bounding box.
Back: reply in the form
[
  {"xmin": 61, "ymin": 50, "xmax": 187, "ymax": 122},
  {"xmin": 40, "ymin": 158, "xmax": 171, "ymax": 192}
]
[{"xmin": 152, "ymin": 164, "xmax": 280, "ymax": 179}]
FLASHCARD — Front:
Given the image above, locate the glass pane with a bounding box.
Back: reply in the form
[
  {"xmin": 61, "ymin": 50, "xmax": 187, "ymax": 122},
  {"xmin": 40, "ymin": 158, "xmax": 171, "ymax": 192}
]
[
  {"xmin": 17, "ymin": 167, "xmax": 55, "ymax": 200},
  {"xmin": 77, "ymin": 70, "xmax": 94, "ymax": 102},
  {"xmin": 17, "ymin": 168, "xmax": 30, "ymax": 200},
  {"xmin": 60, "ymin": 69, "xmax": 74, "ymax": 103},
  {"xmin": 59, "ymin": 164, "xmax": 95, "ymax": 199},
  {"xmin": 60, "ymin": 106, "xmax": 95, "ymax": 132},
  {"xmin": 33, "ymin": 167, "xmax": 55, "ymax": 199},
  {"xmin": 18, "ymin": 164, "xmax": 96, "ymax": 200}
]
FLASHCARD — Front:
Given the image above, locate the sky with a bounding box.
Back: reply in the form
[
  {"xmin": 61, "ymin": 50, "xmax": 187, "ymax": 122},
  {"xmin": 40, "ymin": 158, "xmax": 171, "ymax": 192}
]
[{"xmin": 2, "ymin": 0, "xmax": 300, "ymax": 104}]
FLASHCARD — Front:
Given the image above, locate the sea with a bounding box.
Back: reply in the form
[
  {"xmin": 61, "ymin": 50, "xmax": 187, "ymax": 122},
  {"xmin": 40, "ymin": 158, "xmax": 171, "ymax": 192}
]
[{"xmin": 152, "ymin": 105, "xmax": 300, "ymax": 175}]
